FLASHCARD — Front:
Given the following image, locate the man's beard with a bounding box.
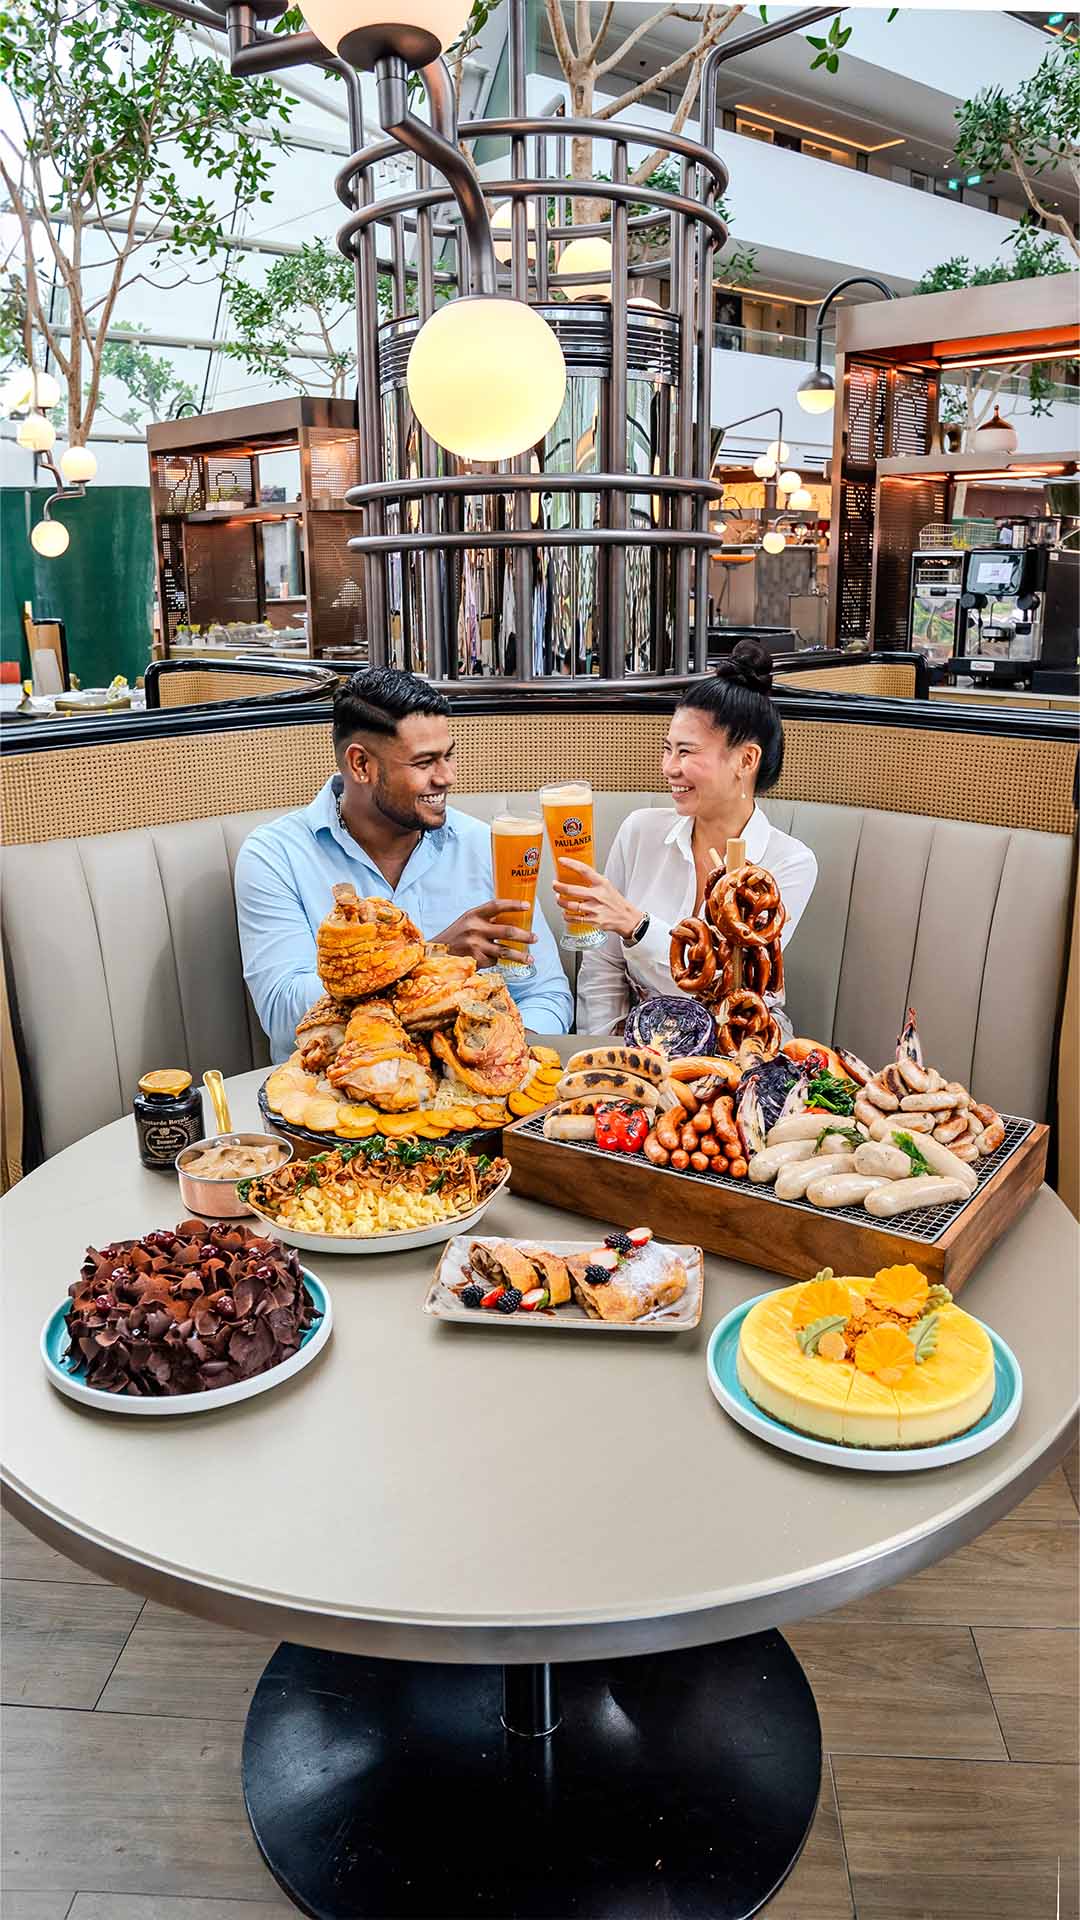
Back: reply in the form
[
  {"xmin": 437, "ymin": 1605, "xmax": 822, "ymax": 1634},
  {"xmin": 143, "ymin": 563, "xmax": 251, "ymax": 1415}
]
[{"xmin": 372, "ymin": 772, "xmax": 432, "ymax": 835}]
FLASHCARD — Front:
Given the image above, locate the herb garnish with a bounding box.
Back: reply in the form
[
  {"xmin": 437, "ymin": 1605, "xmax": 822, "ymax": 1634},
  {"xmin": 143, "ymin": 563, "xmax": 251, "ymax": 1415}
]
[
  {"xmin": 806, "ymin": 1071, "xmax": 857, "ymax": 1116},
  {"xmin": 894, "ymin": 1130, "xmax": 932, "ymax": 1177},
  {"xmin": 814, "ymin": 1122, "xmax": 863, "ymax": 1152}
]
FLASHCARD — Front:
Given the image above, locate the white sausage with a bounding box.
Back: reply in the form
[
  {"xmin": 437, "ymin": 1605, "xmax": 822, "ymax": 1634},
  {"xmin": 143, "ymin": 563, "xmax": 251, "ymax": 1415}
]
[
  {"xmin": 774, "ymin": 1153, "xmax": 856, "ymax": 1200},
  {"xmin": 863, "ymin": 1080, "xmax": 900, "ymax": 1111},
  {"xmin": 747, "ymin": 1140, "xmax": 819, "ymax": 1183},
  {"xmin": 806, "ymin": 1172, "xmax": 891, "ymax": 1208},
  {"xmin": 899, "ymin": 1090, "xmax": 957, "ymax": 1113},
  {"xmin": 767, "ymin": 1114, "xmax": 846, "ymax": 1144},
  {"xmin": 864, "ymin": 1175, "xmax": 971, "ymax": 1216},
  {"xmin": 853, "ymin": 1142, "xmax": 911, "ymax": 1180},
  {"xmin": 869, "ymin": 1112, "xmax": 933, "ymax": 1139},
  {"xmin": 542, "ymin": 1113, "xmax": 596, "ymax": 1141},
  {"xmin": 874, "ymin": 1126, "xmax": 979, "ymax": 1195}
]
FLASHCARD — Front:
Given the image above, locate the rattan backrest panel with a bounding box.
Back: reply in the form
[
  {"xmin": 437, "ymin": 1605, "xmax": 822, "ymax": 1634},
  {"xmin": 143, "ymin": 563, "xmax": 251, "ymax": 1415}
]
[
  {"xmin": 3, "ymin": 711, "xmax": 1076, "ymax": 845},
  {"xmin": 157, "ymin": 669, "xmax": 319, "ymax": 708},
  {"xmin": 778, "ymin": 718, "xmax": 1076, "ymax": 837},
  {"xmin": 775, "ymin": 664, "xmax": 916, "ymax": 699}
]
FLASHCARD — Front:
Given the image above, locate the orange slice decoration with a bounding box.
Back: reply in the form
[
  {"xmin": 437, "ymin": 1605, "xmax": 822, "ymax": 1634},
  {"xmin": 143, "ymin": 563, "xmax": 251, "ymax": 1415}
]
[
  {"xmin": 791, "ymin": 1276, "xmax": 854, "ymax": 1330},
  {"xmin": 867, "ymin": 1264, "xmax": 930, "ymax": 1319},
  {"xmin": 854, "ymin": 1323, "xmax": 917, "ymax": 1386}
]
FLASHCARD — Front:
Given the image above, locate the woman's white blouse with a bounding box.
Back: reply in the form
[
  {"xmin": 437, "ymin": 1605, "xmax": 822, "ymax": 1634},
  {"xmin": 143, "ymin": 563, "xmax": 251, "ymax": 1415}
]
[{"xmin": 576, "ymin": 804, "xmax": 818, "ymax": 1035}]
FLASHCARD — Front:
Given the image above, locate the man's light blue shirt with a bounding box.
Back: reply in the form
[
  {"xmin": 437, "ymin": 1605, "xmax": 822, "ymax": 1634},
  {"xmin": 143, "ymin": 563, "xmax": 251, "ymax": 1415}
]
[{"xmin": 235, "ymin": 777, "xmax": 573, "ymax": 1061}]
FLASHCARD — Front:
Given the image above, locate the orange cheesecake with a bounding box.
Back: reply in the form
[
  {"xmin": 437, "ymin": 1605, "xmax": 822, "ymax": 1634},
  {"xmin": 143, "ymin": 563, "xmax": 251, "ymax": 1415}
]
[{"xmin": 736, "ymin": 1266, "xmax": 995, "ymax": 1449}]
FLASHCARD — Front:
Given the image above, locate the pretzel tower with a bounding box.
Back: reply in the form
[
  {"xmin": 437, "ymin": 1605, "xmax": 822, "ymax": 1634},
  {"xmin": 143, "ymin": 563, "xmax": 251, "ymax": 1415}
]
[{"xmin": 669, "ymin": 837, "xmax": 787, "ymax": 1061}]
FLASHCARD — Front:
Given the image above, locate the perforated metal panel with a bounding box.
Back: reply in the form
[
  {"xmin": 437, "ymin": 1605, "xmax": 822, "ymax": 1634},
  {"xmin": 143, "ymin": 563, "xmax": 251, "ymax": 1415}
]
[
  {"xmin": 875, "ymin": 476, "xmax": 949, "ymax": 645},
  {"xmin": 836, "ymin": 361, "xmax": 936, "ymax": 643},
  {"xmin": 185, "ymin": 521, "xmax": 259, "ymax": 625},
  {"xmin": 307, "ymin": 511, "xmax": 368, "ymax": 658},
  {"xmin": 307, "ymin": 429, "xmax": 361, "ymax": 505}
]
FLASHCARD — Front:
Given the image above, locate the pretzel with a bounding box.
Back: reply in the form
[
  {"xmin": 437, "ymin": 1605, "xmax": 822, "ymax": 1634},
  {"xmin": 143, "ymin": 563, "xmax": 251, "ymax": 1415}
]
[
  {"xmin": 707, "ymin": 867, "xmax": 785, "ymax": 948},
  {"xmin": 670, "ymin": 917, "xmax": 717, "ymax": 996}
]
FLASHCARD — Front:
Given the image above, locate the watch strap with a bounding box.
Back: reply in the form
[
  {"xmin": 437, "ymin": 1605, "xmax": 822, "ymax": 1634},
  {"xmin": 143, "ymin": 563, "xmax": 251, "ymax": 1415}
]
[{"xmin": 625, "ymin": 913, "xmax": 651, "ymax": 948}]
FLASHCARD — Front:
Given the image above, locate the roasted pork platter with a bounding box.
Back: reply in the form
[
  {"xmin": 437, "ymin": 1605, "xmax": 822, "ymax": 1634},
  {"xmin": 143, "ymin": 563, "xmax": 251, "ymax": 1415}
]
[{"xmin": 261, "ymin": 884, "xmax": 562, "ymax": 1149}]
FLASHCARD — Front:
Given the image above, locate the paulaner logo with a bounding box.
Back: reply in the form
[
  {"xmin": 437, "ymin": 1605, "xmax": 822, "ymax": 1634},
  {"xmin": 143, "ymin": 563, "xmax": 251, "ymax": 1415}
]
[
  {"xmin": 564, "ymin": 816, "xmax": 583, "ymax": 834},
  {"xmin": 524, "ymin": 848, "xmax": 539, "ymax": 867}
]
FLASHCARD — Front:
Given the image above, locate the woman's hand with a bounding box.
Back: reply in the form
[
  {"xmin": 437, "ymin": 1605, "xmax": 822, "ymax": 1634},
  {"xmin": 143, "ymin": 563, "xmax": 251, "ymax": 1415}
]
[{"xmin": 552, "ymin": 860, "xmax": 642, "ymax": 940}]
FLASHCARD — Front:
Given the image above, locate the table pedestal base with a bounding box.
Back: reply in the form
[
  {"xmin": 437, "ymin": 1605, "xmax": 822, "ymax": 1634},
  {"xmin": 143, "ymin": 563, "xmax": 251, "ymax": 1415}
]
[{"xmin": 242, "ymin": 1633, "xmax": 821, "ymax": 1919}]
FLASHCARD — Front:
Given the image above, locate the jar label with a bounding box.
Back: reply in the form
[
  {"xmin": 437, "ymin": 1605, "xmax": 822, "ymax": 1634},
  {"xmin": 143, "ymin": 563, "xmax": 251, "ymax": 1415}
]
[{"xmin": 140, "ymin": 1116, "xmax": 201, "ymax": 1160}]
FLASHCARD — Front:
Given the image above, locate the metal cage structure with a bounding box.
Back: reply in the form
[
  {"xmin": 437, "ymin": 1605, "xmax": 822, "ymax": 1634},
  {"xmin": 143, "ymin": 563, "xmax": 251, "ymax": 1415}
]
[{"xmin": 334, "ymin": 0, "xmax": 734, "ymax": 680}]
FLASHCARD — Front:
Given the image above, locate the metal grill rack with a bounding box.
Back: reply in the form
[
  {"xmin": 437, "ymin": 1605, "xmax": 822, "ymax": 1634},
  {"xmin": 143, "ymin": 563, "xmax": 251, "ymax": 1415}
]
[{"xmin": 512, "ymin": 1113, "xmax": 1033, "ymax": 1247}]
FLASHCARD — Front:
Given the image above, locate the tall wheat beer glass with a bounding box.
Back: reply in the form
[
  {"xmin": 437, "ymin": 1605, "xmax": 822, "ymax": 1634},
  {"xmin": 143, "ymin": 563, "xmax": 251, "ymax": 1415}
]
[
  {"xmin": 491, "ymin": 812, "xmax": 545, "ymax": 979},
  {"xmin": 540, "ymin": 781, "xmax": 605, "ymax": 952}
]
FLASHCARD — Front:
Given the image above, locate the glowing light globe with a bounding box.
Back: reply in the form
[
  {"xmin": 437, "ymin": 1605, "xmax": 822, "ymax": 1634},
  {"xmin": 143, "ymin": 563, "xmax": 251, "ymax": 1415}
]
[
  {"xmin": 33, "ymin": 369, "xmax": 60, "ymax": 409},
  {"xmin": 31, "ymin": 518, "xmax": 69, "ymax": 558},
  {"xmin": 557, "ymin": 236, "xmax": 612, "ymax": 301},
  {"xmin": 490, "ymin": 200, "xmax": 538, "ymax": 266},
  {"xmin": 776, "ymin": 469, "xmax": 802, "ymax": 494},
  {"xmin": 761, "ymin": 529, "xmax": 786, "ymax": 555},
  {"xmin": 797, "ymin": 368, "xmax": 836, "ymax": 414},
  {"xmin": 753, "ymin": 455, "xmax": 777, "ymax": 480},
  {"xmin": 788, "ymin": 486, "xmax": 814, "ymax": 510},
  {"xmin": 60, "ymin": 444, "xmax": 98, "ymax": 484},
  {"xmin": 407, "ymin": 297, "xmax": 566, "ymax": 461},
  {"xmin": 766, "ymin": 438, "xmax": 789, "ymax": 463},
  {"xmin": 303, "ymin": 0, "xmax": 471, "ymax": 65},
  {"xmin": 16, "ymin": 412, "xmax": 55, "ymax": 453}
]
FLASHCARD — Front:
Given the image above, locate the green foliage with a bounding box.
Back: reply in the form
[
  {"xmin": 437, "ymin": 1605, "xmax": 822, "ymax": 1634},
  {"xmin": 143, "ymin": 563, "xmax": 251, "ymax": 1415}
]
[
  {"xmin": 806, "ymin": 16, "xmax": 852, "ymax": 76},
  {"xmin": 225, "ymin": 240, "xmax": 355, "ymax": 395},
  {"xmin": 99, "ymin": 326, "xmax": 198, "ymax": 427},
  {"xmin": 914, "ymin": 224, "xmax": 1071, "ymax": 296},
  {"xmin": 954, "ymin": 41, "xmax": 1079, "ymax": 185}
]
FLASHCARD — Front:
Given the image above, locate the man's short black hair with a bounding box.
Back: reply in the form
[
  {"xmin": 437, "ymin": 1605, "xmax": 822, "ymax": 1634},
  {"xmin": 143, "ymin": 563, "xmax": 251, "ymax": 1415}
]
[{"xmin": 332, "ymin": 667, "xmax": 451, "ymax": 751}]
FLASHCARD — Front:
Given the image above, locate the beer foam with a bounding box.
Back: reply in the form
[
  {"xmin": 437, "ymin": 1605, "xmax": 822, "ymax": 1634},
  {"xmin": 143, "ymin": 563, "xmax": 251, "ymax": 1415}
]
[
  {"xmin": 541, "ymin": 784, "xmax": 592, "ymax": 803},
  {"xmin": 492, "ymin": 814, "xmax": 543, "ymax": 833}
]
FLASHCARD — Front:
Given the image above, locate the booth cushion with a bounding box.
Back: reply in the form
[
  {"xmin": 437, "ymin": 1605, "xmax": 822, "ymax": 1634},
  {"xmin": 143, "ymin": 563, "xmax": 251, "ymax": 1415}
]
[{"xmin": 3, "ymin": 799, "xmax": 1072, "ymax": 1159}]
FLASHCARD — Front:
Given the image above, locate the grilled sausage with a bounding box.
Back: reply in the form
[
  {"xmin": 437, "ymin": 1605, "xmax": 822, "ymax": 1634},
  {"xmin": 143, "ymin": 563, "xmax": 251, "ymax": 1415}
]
[
  {"xmin": 565, "ymin": 1046, "xmax": 666, "ymax": 1084},
  {"xmin": 852, "ymin": 1141, "xmax": 911, "ymax": 1180},
  {"xmin": 747, "ymin": 1140, "xmax": 819, "ymax": 1184},
  {"xmin": 774, "ymin": 1153, "xmax": 856, "ymax": 1200},
  {"xmin": 553, "ymin": 1071, "xmax": 661, "ymax": 1107},
  {"xmin": 542, "ymin": 1112, "xmax": 597, "ymax": 1141},
  {"xmin": 863, "ymin": 1175, "xmax": 971, "ymax": 1216},
  {"xmin": 875, "ymin": 1126, "xmax": 978, "ymax": 1194}
]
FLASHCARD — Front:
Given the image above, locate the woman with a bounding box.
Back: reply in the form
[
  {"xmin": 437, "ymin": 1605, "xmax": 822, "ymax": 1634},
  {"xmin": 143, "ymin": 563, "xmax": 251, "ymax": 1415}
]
[{"xmin": 565, "ymin": 641, "xmax": 817, "ymax": 1035}]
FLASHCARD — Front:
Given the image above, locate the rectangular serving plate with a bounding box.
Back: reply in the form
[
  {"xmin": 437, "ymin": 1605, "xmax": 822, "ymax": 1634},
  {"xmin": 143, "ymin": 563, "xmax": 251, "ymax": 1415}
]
[
  {"xmin": 502, "ymin": 1116, "xmax": 1048, "ymax": 1296},
  {"xmin": 423, "ymin": 1236, "xmax": 704, "ymax": 1332}
]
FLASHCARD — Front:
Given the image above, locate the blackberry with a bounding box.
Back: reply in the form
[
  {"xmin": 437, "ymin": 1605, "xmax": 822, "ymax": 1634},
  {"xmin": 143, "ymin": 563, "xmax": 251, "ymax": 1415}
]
[
  {"xmin": 461, "ymin": 1283, "xmax": 484, "ymax": 1310},
  {"xmin": 604, "ymin": 1231, "xmax": 634, "ymax": 1256},
  {"xmin": 584, "ymin": 1263, "xmax": 612, "ymax": 1286},
  {"xmin": 497, "ymin": 1287, "xmax": 523, "ymax": 1314}
]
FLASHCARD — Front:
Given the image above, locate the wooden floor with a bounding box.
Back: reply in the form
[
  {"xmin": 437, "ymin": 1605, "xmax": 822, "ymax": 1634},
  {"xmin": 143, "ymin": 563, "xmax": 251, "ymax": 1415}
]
[{"xmin": 3, "ymin": 1437, "xmax": 1078, "ymax": 1920}]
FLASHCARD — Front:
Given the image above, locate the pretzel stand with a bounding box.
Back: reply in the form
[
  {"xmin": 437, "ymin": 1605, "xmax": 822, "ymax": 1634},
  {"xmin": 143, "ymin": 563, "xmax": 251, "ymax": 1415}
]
[{"xmin": 670, "ymin": 837, "xmax": 786, "ymax": 1064}]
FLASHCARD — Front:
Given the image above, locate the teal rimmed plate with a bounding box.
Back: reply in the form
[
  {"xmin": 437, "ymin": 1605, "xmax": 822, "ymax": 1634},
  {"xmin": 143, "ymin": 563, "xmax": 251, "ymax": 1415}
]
[
  {"xmin": 707, "ymin": 1291, "xmax": 1022, "ymax": 1472},
  {"xmin": 41, "ymin": 1269, "xmax": 331, "ymax": 1417}
]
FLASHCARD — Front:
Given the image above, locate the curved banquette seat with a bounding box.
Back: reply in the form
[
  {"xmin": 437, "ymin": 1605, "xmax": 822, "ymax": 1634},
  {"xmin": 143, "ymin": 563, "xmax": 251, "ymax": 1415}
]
[{"xmin": 3, "ymin": 795, "xmax": 1073, "ymax": 1164}]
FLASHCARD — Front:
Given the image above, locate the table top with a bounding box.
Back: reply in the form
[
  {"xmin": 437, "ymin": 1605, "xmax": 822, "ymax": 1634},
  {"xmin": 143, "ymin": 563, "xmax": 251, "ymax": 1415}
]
[{"xmin": 2, "ymin": 1068, "xmax": 1077, "ymax": 1663}]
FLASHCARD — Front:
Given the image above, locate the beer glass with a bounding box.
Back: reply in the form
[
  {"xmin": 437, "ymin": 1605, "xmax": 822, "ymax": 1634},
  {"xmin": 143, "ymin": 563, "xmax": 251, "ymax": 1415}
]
[
  {"xmin": 491, "ymin": 812, "xmax": 544, "ymax": 979},
  {"xmin": 540, "ymin": 781, "xmax": 605, "ymax": 952}
]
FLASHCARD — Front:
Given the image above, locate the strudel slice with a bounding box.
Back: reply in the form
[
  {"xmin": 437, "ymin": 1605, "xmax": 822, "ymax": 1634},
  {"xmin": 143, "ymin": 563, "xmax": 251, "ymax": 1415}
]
[{"xmin": 568, "ymin": 1244, "xmax": 687, "ymax": 1323}]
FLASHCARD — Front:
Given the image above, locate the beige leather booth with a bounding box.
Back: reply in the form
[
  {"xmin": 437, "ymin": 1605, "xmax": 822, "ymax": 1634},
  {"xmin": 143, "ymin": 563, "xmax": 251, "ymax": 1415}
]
[{"xmin": 4, "ymin": 796, "xmax": 1073, "ymax": 1164}]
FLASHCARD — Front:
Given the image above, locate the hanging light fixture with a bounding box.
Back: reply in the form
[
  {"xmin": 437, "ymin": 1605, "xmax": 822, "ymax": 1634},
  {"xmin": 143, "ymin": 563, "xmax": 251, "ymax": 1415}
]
[
  {"xmin": 32, "ymin": 369, "xmax": 60, "ymax": 410},
  {"xmin": 16, "ymin": 413, "xmax": 56, "ymax": 452},
  {"xmin": 407, "ymin": 296, "xmax": 567, "ymax": 460},
  {"xmin": 788, "ymin": 485, "xmax": 814, "ymax": 510},
  {"xmin": 797, "ymin": 274, "xmax": 894, "ymax": 413},
  {"xmin": 59, "ymin": 444, "xmax": 98, "ymax": 484},
  {"xmin": 557, "ymin": 236, "xmax": 613, "ymax": 300},
  {"xmin": 31, "ymin": 514, "xmax": 70, "ymax": 558},
  {"xmin": 302, "ymin": 0, "xmax": 472, "ymax": 67},
  {"xmin": 776, "ymin": 468, "xmax": 802, "ymax": 494},
  {"xmin": 752, "ymin": 454, "xmax": 776, "ymax": 480}
]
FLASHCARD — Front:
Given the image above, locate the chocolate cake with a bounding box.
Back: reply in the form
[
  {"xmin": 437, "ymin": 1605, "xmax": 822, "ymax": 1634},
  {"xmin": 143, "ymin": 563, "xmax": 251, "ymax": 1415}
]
[{"xmin": 64, "ymin": 1220, "xmax": 320, "ymax": 1397}]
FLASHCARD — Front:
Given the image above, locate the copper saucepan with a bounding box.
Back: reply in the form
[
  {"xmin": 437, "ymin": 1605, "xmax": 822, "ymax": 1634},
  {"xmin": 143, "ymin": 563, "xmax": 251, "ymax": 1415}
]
[{"xmin": 175, "ymin": 1069, "xmax": 292, "ymax": 1217}]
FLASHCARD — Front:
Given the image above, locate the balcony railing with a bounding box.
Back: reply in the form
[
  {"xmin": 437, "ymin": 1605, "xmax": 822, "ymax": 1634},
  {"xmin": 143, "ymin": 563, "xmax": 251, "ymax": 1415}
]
[{"xmin": 713, "ymin": 324, "xmax": 835, "ymax": 364}]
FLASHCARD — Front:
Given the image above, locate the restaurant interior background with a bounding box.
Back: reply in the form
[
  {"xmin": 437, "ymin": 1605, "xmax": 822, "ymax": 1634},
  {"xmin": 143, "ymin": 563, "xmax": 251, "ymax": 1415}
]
[{"xmin": 2, "ymin": 1, "xmax": 1078, "ymax": 696}]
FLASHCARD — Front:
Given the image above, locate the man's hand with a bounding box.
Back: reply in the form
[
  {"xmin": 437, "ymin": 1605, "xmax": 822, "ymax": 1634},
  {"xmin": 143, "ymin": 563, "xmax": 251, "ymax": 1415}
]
[{"xmin": 433, "ymin": 900, "xmax": 538, "ymax": 967}]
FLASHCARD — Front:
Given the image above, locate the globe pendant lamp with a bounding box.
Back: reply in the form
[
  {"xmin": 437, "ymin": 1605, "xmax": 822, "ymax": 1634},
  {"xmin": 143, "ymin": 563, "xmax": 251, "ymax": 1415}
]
[
  {"xmin": 776, "ymin": 468, "xmax": 802, "ymax": 494},
  {"xmin": 971, "ymin": 406, "xmax": 1018, "ymax": 454},
  {"xmin": 60, "ymin": 443, "xmax": 98, "ymax": 484},
  {"xmin": 788, "ymin": 485, "xmax": 814, "ymax": 510},
  {"xmin": 557, "ymin": 236, "xmax": 613, "ymax": 301},
  {"xmin": 16, "ymin": 412, "xmax": 56, "ymax": 452},
  {"xmin": 490, "ymin": 200, "xmax": 537, "ymax": 266},
  {"xmin": 31, "ymin": 516, "xmax": 69, "ymax": 557},
  {"xmin": 796, "ymin": 367, "xmax": 835, "ymax": 414},
  {"xmin": 753, "ymin": 454, "xmax": 776, "ymax": 479},
  {"xmin": 406, "ymin": 295, "xmax": 567, "ymax": 461},
  {"xmin": 761, "ymin": 528, "xmax": 786, "ymax": 554},
  {"xmin": 302, "ymin": 0, "xmax": 472, "ymax": 68}
]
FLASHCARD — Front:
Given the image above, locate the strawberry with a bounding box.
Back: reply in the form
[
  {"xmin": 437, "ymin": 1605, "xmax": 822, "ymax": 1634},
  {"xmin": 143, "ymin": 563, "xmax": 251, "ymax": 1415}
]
[
  {"xmin": 519, "ymin": 1287, "xmax": 549, "ymax": 1312},
  {"xmin": 480, "ymin": 1285, "xmax": 506, "ymax": 1309},
  {"xmin": 627, "ymin": 1227, "xmax": 653, "ymax": 1249},
  {"xmin": 590, "ymin": 1248, "xmax": 620, "ymax": 1272}
]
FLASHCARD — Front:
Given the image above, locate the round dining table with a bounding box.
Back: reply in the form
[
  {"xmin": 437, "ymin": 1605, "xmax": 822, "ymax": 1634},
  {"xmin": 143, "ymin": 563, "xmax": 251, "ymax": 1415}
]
[{"xmin": 3, "ymin": 1065, "xmax": 1078, "ymax": 1920}]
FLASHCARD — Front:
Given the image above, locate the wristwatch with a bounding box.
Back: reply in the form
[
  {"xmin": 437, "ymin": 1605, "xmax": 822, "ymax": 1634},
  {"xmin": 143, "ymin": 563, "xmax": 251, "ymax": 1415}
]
[{"xmin": 624, "ymin": 912, "xmax": 651, "ymax": 948}]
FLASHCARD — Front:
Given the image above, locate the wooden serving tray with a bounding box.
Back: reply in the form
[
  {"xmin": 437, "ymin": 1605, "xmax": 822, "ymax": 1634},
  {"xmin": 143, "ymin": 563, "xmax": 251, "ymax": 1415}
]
[{"xmin": 503, "ymin": 1114, "xmax": 1048, "ymax": 1296}]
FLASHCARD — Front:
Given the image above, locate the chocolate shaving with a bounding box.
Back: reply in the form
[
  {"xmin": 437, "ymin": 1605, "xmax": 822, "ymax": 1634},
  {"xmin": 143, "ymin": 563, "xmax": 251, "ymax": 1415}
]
[{"xmin": 62, "ymin": 1222, "xmax": 319, "ymax": 1397}]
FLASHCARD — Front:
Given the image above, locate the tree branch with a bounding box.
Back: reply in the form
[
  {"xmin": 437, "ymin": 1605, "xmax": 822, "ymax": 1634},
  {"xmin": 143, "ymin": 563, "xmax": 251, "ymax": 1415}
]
[
  {"xmin": 586, "ymin": 0, "xmax": 616, "ymax": 62},
  {"xmin": 595, "ymin": 8, "xmax": 740, "ymax": 119},
  {"xmin": 595, "ymin": 4, "xmax": 683, "ymax": 79},
  {"xmin": 546, "ymin": 0, "xmax": 577, "ymax": 74}
]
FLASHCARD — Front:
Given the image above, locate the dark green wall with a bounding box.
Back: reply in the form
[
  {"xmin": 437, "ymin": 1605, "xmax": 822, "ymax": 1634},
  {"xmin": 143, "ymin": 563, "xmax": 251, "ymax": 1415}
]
[{"xmin": 1, "ymin": 487, "xmax": 154, "ymax": 685}]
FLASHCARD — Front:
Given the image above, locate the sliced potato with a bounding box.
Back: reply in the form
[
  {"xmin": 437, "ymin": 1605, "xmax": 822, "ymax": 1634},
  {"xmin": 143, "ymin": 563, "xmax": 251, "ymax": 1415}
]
[{"xmin": 529, "ymin": 1045, "xmax": 562, "ymax": 1068}]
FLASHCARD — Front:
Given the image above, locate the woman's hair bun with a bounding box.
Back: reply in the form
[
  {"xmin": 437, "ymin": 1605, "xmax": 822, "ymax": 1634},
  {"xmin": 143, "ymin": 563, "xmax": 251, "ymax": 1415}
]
[{"xmin": 715, "ymin": 638, "xmax": 774, "ymax": 697}]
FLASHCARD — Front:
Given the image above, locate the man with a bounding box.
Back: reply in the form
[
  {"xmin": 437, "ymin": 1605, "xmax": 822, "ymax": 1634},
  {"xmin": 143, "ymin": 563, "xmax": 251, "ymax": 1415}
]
[{"xmin": 235, "ymin": 667, "xmax": 573, "ymax": 1060}]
